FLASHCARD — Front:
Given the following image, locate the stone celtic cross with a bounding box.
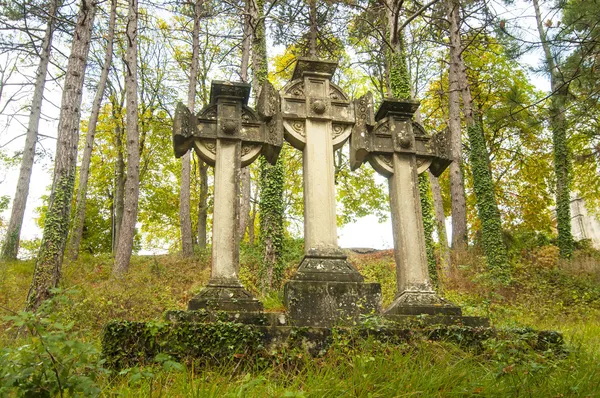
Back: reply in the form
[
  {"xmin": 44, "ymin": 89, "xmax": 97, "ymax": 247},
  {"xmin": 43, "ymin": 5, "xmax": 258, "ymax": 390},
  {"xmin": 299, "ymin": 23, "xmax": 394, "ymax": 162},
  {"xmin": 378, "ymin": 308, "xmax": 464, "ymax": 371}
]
[
  {"xmin": 351, "ymin": 95, "xmax": 459, "ymax": 315},
  {"xmin": 280, "ymin": 58, "xmax": 358, "ymax": 280},
  {"xmin": 173, "ymin": 80, "xmax": 283, "ymax": 312},
  {"xmin": 281, "ymin": 58, "xmax": 381, "ymax": 326}
]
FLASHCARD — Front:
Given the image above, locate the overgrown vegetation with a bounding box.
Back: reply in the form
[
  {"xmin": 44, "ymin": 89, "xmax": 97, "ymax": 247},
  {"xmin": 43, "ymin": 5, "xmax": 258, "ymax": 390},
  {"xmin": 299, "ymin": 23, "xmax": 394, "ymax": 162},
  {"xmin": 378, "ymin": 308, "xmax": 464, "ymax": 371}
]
[{"xmin": 1, "ymin": 241, "xmax": 599, "ymax": 396}]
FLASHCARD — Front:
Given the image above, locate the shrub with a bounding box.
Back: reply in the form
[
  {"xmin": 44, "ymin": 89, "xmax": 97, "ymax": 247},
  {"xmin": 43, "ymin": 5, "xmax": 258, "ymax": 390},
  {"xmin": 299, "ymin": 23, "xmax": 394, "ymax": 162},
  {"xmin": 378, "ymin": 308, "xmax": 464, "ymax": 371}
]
[{"xmin": 0, "ymin": 289, "xmax": 108, "ymax": 397}]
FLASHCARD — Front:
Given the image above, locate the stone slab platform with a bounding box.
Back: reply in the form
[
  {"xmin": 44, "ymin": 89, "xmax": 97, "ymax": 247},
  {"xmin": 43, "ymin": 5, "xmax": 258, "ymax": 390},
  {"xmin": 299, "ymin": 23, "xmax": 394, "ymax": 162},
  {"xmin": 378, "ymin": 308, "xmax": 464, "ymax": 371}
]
[{"xmin": 102, "ymin": 313, "xmax": 562, "ymax": 370}]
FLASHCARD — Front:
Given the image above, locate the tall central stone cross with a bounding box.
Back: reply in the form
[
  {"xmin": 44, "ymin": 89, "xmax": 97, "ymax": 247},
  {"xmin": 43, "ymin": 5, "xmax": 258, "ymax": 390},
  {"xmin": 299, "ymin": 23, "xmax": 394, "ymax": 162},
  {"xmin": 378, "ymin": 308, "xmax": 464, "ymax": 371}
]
[
  {"xmin": 350, "ymin": 95, "xmax": 460, "ymax": 316},
  {"xmin": 280, "ymin": 58, "xmax": 381, "ymax": 326},
  {"xmin": 173, "ymin": 80, "xmax": 282, "ymax": 312}
]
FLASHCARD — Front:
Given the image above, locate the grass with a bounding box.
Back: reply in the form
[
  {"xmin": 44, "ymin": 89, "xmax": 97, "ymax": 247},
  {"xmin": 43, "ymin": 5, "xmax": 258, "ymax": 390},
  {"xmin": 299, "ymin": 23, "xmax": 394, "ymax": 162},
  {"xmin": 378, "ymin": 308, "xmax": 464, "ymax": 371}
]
[{"xmin": 1, "ymin": 242, "xmax": 600, "ymax": 397}]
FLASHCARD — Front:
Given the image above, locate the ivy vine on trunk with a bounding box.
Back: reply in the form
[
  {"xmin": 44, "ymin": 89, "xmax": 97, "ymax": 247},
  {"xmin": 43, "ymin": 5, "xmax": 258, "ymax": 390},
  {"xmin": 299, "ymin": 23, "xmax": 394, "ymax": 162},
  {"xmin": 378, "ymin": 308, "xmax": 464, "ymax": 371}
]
[
  {"xmin": 254, "ymin": 0, "xmax": 286, "ymax": 291},
  {"xmin": 27, "ymin": 0, "xmax": 97, "ymax": 311}
]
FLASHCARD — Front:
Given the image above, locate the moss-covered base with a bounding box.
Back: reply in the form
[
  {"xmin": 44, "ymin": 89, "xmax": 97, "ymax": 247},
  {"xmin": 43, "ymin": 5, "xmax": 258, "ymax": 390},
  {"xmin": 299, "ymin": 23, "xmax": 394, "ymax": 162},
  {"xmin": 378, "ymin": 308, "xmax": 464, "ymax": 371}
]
[
  {"xmin": 284, "ymin": 279, "xmax": 382, "ymax": 327},
  {"xmin": 101, "ymin": 315, "xmax": 563, "ymax": 370}
]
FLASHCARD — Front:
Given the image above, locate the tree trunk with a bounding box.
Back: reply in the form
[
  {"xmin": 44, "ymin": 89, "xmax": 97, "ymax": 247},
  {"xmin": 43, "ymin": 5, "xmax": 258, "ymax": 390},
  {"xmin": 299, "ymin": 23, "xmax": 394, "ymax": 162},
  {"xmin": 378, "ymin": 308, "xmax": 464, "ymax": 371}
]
[
  {"xmin": 455, "ymin": 16, "xmax": 508, "ymax": 276},
  {"xmin": 180, "ymin": 0, "xmax": 203, "ymax": 257},
  {"xmin": 447, "ymin": 0, "xmax": 468, "ymax": 250},
  {"xmin": 113, "ymin": 0, "xmax": 139, "ymax": 276},
  {"xmin": 254, "ymin": 0, "xmax": 285, "ymax": 290},
  {"xmin": 238, "ymin": 0, "xmax": 252, "ymax": 241},
  {"xmin": 113, "ymin": 119, "xmax": 125, "ymax": 254},
  {"xmin": 430, "ymin": 172, "xmax": 451, "ymax": 274},
  {"xmin": 69, "ymin": 0, "xmax": 117, "ymax": 261},
  {"xmin": 1, "ymin": 0, "xmax": 59, "ymax": 260},
  {"xmin": 308, "ymin": 0, "xmax": 318, "ymax": 57},
  {"xmin": 532, "ymin": 0, "xmax": 573, "ymax": 258},
  {"xmin": 197, "ymin": 157, "xmax": 208, "ymax": 249},
  {"xmin": 26, "ymin": 0, "xmax": 96, "ymax": 311},
  {"xmin": 240, "ymin": 168, "xmax": 251, "ymax": 240},
  {"xmin": 248, "ymin": 195, "xmax": 257, "ymax": 245}
]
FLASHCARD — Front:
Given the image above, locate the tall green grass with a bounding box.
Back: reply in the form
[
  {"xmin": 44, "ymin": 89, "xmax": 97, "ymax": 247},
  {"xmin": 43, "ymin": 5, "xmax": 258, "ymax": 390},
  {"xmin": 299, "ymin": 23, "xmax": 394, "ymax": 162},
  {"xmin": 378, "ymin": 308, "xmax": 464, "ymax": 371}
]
[{"xmin": 1, "ymin": 243, "xmax": 599, "ymax": 397}]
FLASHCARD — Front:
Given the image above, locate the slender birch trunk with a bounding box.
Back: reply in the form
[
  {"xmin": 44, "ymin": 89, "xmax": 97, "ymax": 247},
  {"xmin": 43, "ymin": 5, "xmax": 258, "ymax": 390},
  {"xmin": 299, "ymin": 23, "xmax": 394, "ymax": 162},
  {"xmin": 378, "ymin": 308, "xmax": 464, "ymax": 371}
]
[
  {"xmin": 1, "ymin": 0, "xmax": 59, "ymax": 259},
  {"xmin": 180, "ymin": 0, "xmax": 203, "ymax": 257},
  {"xmin": 113, "ymin": 0, "xmax": 139, "ymax": 276},
  {"xmin": 532, "ymin": 0, "xmax": 573, "ymax": 258},
  {"xmin": 26, "ymin": 0, "xmax": 96, "ymax": 310},
  {"xmin": 69, "ymin": 0, "xmax": 117, "ymax": 261},
  {"xmin": 447, "ymin": 0, "xmax": 468, "ymax": 249}
]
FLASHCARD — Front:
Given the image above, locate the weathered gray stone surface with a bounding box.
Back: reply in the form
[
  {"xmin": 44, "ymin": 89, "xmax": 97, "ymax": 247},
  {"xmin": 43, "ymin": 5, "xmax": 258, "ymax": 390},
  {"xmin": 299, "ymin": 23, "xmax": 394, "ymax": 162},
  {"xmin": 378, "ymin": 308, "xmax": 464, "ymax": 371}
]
[
  {"xmin": 351, "ymin": 96, "xmax": 459, "ymax": 316},
  {"xmin": 173, "ymin": 80, "xmax": 283, "ymax": 312},
  {"xmin": 103, "ymin": 315, "xmax": 564, "ymax": 370},
  {"xmin": 285, "ymin": 280, "xmax": 382, "ymax": 327},
  {"xmin": 279, "ymin": 58, "xmax": 382, "ymax": 325}
]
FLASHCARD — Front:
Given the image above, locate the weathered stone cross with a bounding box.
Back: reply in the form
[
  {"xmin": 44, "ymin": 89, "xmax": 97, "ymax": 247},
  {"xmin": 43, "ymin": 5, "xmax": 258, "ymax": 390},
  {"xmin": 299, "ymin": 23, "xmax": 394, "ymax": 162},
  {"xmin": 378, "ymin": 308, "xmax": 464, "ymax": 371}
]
[
  {"xmin": 173, "ymin": 80, "xmax": 282, "ymax": 312},
  {"xmin": 281, "ymin": 58, "xmax": 381, "ymax": 326},
  {"xmin": 351, "ymin": 95, "xmax": 460, "ymax": 315}
]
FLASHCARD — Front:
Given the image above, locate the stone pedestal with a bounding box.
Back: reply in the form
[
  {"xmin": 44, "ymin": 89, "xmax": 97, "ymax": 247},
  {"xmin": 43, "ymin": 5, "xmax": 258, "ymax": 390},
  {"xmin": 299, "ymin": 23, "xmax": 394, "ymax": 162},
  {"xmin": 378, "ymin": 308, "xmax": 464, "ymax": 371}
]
[
  {"xmin": 188, "ymin": 284, "xmax": 263, "ymax": 312},
  {"xmin": 350, "ymin": 95, "xmax": 460, "ymax": 316},
  {"xmin": 173, "ymin": 81, "xmax": 283, "ymax": 313},
  {"xmin": 279, "ymin": 58, "xmax": 382, "ymax": 326},
  {"xmin": 284, "ymin": 280, "xmax": 382, "ymax": 327}
]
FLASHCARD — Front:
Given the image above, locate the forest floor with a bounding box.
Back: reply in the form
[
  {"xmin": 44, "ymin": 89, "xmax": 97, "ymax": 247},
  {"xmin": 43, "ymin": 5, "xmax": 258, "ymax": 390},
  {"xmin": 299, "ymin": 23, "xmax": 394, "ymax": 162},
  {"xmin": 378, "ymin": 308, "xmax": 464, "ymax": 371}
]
[{"xmin": 1, "ymin": 242, "xmax": 600, "ymax": 397}]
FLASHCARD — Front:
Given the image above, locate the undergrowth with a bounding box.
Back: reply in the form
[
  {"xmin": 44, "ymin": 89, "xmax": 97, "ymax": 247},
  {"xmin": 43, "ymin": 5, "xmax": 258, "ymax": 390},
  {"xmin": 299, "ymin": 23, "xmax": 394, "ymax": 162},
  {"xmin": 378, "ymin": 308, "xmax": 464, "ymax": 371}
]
[{"xmin": 0, "ymin": 241, "xmax": 599, "ymax": 397}]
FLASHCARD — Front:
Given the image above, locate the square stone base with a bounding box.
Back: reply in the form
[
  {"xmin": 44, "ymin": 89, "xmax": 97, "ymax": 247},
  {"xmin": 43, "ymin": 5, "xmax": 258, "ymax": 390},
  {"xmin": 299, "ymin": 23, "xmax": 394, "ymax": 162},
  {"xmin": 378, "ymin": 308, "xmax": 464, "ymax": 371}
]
[
  {"xmin": 284, "ymin": 280, "xmax": 382, "ymax": 327},
  {"xmin": 188, "ymin": 285, "xmax": 263, "ymax": 312},
  {"xmin": 383, "ymin": 290, "xmax": 462, "ymax": 316}
]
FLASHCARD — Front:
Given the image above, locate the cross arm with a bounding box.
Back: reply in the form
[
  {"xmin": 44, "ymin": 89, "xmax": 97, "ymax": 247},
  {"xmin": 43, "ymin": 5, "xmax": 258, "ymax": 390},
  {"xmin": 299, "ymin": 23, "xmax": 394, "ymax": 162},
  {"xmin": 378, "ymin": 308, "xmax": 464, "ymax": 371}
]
[
  {"xmin": 257, "ymin": 80, "xmax": 283, "ymax": 165},
  {"xmin": 173, "ymin": 102, "xmax": 199, "ymax": 158},
  {"xmin": 414, "ymin": 125, "xmax": 452, "ymax": 177},
  {"xmin": 350, "ymin": 92, "xmax": 375, "ymax": 171}
]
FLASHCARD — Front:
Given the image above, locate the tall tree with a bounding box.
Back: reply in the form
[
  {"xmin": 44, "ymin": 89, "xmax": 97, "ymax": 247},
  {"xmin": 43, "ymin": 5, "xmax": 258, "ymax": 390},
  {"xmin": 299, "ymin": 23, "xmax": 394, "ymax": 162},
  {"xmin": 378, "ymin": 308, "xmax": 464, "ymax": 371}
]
[
  {"xmin": 26, "ymin": 0, "xmax": 96, "ymax": 310},
  {"xmin": 113, "ymin": 0, "xmax": 139, "ymax": 275},
  {"xmin": 256, "ymin": 0, "xmax": 285, "ymax": 291},
  {"xmin": 562, "ymin": 0, "xmax": 600, "ymax": 214},
  {"xmin": 430, "ymin": 171, "xmax": 451, "ymax": 274},
  {"xmin": 239, "ymin": 0, "xmax": 252, "ymax": 241},
  {"xmin": 532, "ymin": 0, "xmax": 574, "ymax": 258},
  {"xmin": 450, "ymin": 0, "xmax": 509, "ymax": 275},
  {"xmin": 69, "ymin": 0, "xmax": 117, "ymax": 261},
  {"xmin": 446, "ymin": 0, "xmax": 468, "ymax": 250},
  {"xmin": 1, "ymin": 0, "xmax": 59, "ymax": 259},
  {"xmin": 179, "ymin": 0, "xmax": 203, "ymax": 257}
]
